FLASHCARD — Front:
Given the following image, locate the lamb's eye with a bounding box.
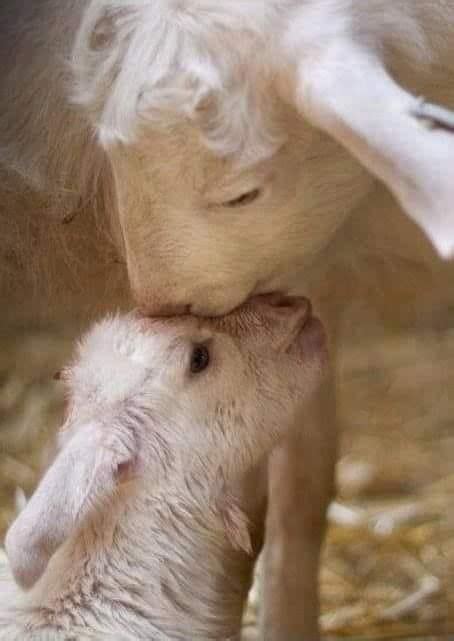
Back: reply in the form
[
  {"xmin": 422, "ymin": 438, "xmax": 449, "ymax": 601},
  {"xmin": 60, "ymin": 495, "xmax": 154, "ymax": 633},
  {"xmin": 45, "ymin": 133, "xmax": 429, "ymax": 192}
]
[
  {"xmin": 190, "ymin": 344, "xmax": 210, "ymax": 374},
  {"xmin": 223, "ymin": 188, "xmax": 261, "ymax": 208}
]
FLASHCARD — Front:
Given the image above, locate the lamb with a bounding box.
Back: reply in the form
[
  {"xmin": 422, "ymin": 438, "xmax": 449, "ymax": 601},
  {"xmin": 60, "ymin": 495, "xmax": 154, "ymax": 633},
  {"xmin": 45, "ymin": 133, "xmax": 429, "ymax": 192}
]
[{"xmin": 0, "ymin": 294, "xmax": 327, "ymax": 641}]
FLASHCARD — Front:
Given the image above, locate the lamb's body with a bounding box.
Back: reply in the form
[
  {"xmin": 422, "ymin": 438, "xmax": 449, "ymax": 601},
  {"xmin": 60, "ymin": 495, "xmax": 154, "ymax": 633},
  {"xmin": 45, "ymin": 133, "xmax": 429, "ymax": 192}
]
[
  {"xmin": 1, "ymin": 299, "xmax": 325, "ymax": 640},
  {"xmin": 2, "ymin": 486, "xmax": 257, "ymax": 640}
]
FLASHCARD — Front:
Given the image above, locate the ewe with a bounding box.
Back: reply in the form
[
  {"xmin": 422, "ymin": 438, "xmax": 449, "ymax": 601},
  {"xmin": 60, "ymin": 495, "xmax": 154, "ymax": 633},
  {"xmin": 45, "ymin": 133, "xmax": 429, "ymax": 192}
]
[{"xmin": 1, "ymin": 295, "xmax": 326, "ymax": 641}]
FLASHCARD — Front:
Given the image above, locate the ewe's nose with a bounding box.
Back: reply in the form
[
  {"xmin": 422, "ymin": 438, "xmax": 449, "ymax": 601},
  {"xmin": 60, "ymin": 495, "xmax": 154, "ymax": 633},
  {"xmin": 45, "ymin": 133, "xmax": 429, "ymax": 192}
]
[
  {"xmin": 139, "ymin": 302, "xmax": 192, "ymax": 317},
  {"xmin": 134, "ymin": 291, "xmax": 192, "ymax": 317}
]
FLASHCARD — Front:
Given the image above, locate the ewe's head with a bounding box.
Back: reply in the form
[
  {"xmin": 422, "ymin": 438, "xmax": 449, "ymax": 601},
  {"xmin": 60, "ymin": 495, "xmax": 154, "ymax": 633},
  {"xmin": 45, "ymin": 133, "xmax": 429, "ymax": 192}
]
[
  {"xmin": 72, "ymin": 0, "xmax": 284, "ymax": 161},
  {"xmin": 72, "ymin": 1, "xmax": 370, "ymax": 316},
  {"xmin": 5, "ymin": 296, "xmax": 326, "ymax": 590}
]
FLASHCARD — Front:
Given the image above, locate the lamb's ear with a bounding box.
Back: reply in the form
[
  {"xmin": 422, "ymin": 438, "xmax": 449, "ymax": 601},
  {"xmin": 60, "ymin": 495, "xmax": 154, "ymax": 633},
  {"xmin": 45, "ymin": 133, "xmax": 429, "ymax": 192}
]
[
  {"xmin": 292, "ymin": 43, "xmax": 454, "ymax": 258},
  {"xmin": 5, "ymin": 421, "xmax": 137, "ymax": 590}
]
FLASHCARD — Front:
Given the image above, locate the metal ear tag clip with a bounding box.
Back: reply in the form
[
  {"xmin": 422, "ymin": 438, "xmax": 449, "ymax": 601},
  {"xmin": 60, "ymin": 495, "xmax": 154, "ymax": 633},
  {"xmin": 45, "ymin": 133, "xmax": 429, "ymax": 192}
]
[{"xmin": 412, "ymin": 98, "xmax": 454, "ymax": 133}]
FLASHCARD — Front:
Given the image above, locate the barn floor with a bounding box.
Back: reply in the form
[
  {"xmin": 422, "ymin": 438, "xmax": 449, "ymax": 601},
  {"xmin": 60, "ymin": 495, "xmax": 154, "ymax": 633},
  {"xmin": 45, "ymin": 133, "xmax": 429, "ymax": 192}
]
[{"xmin": 1, "ymin": 314, "xmax": 454, "ymax": 640}]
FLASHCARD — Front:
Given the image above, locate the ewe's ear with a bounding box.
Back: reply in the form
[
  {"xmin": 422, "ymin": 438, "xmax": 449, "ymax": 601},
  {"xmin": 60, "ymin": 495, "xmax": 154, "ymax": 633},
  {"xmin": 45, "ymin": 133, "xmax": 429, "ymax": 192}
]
[
  {"xmin": 5, "ymin": 421, "xmax": 137, "ymax": 590},
  {"xmin": 291, "ymin": 42, "xmax": 454, "ymax": 258}
]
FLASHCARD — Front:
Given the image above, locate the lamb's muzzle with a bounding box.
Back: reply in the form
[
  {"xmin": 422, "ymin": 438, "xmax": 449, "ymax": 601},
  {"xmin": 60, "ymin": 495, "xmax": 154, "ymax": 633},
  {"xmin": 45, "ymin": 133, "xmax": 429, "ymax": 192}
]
[{"xmin": 1, "ymin": 296, "xmax": 327, "ymax": 641}]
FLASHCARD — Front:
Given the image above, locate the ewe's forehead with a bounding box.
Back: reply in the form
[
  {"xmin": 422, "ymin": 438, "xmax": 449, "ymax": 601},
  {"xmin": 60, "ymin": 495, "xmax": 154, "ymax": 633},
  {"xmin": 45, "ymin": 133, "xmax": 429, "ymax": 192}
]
[
  {"xmin": 113, "ymin": 124, "xmax": 288, "ymax": 223},
  {"xmin": 128, "ymin": 124, "xmax": 233, "ymax": 195}
]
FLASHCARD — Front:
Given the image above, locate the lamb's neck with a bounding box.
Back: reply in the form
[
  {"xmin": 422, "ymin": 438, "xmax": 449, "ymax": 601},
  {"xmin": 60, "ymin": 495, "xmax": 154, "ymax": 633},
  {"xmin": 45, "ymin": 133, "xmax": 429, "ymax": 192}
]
[
  {"xmin": 36, "ymin": 483, "xmax": 261, "ymax": 640},
  {"xmin": 128, "ymin": 490, "xmax": 259, "ymax": 637}
]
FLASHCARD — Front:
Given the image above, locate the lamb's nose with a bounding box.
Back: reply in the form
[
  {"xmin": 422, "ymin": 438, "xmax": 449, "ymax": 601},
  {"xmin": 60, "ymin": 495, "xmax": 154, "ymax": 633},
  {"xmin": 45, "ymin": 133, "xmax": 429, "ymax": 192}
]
[{"xmin": 250, "ymin": 293, "xmax": 312, "ymax": 315}]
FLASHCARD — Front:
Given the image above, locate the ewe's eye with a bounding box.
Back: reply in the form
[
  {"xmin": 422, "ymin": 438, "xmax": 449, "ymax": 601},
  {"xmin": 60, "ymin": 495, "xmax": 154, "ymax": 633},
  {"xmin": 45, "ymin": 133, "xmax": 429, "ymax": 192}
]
[
  {"xmin": 190, "ymin": 344, "xmax": 210, "ymax": 374},
  {"xmin": 223, "ymin": 188, "xmax": 261, "ymax": 208}
]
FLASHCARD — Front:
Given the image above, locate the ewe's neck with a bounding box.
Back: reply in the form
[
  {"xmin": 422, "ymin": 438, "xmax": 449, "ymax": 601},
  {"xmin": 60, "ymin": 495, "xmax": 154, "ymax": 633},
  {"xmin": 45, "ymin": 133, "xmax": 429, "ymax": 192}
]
[{"xmin": 34, "ymin": 480, "xmax": 261, "ymax": 641}]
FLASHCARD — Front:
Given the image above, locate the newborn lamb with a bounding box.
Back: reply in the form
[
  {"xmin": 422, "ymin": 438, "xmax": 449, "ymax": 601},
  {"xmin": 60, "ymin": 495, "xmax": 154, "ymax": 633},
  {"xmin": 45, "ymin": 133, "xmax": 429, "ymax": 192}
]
[{"xmin": 1, "ymin": 294, "xmax": 326, "ymax": 641}]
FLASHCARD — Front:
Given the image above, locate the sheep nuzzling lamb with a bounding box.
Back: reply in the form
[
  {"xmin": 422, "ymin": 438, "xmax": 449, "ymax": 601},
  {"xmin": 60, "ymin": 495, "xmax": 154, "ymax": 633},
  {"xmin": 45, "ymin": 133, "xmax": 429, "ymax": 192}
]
[
  {"xmin": 0, "ymin": 294, "xmax": 327, "ymax": 641},
  {"xmin": 2, "ymin": 2, "xmax": 454, "ymax": 639}
]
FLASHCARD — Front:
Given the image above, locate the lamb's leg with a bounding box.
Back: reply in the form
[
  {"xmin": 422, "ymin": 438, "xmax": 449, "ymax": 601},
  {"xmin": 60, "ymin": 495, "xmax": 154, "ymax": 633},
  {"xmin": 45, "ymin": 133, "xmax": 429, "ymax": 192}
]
[{"xmin": 261, "ymin": 372, "xmax": 336, "ymax": 641}]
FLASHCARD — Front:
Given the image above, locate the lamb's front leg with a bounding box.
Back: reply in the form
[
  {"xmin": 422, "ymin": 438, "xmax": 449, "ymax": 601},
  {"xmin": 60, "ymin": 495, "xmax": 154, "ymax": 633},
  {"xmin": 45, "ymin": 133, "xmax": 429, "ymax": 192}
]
[{"xmin": 261, "ymin": 371, "xmax": 336, "ymax": 641}]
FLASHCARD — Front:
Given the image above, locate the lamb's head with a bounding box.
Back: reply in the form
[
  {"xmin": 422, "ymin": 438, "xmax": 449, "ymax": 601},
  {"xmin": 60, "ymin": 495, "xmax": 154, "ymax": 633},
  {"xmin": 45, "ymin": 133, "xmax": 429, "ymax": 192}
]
[{"xmin": 5, "ymin": 295, "xmax": 326, "ymax": 591}]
